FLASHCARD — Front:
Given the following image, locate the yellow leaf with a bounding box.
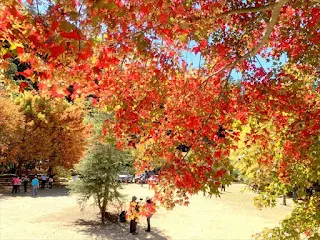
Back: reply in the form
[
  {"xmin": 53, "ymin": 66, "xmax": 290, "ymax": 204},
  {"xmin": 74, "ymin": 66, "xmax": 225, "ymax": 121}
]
[{"xmin": 9, "ymin": 43, "xmax": 23, "ymax": 51}]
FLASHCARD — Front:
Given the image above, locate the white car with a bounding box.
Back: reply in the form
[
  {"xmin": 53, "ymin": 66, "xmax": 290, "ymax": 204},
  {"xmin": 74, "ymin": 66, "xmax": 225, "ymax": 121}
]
[{"xmin": 118, "ymin": 173, "xmax": 134, "ymax": 183}]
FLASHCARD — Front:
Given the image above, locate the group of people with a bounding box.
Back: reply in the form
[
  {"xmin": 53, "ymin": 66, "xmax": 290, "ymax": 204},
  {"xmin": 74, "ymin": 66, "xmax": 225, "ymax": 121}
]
[
  {"xmin": 11, "ymin": 174, "xmax": 54, "ymax": 196},
  {"xmin": 126, "ymin": 196, "xmax": 155, "ymax": 235},
  {"xmin": 139, "ymin": 170, "xmax": 159, "ymax": 187}
]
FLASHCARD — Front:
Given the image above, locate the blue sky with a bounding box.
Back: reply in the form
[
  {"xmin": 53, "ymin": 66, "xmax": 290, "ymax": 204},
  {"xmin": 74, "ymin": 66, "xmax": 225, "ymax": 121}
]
[{"xmin": 182, "ymin": 43, "xmax": 287, "ymax": 81}]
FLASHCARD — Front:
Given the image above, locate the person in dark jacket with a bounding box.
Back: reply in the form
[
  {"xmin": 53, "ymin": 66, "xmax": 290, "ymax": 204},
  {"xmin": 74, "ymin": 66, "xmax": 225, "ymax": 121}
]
[{"xmin": 22, "ymin": 175, "xmax": 29, "ymax": 193}]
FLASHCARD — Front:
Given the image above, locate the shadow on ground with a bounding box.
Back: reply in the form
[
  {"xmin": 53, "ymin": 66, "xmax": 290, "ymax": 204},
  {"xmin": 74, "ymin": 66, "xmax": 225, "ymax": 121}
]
[
  {"xmin": 0, "ymin": 186, "xmax": 70, "ymax": 199},
  {"xmin": 74, "ymin": 219, "xmax": 169, "ymax": 240}
]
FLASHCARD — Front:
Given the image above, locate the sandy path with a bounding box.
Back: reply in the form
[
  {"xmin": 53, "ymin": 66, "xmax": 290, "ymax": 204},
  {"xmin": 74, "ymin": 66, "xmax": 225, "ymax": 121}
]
[{"xmin": 0, "ymin": 183, "xmax": 293, "ymax": 240}]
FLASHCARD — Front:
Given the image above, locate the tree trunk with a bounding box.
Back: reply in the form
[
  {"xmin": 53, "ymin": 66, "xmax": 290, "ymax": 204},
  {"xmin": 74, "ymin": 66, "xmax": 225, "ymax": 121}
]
[
  {"xmin": 100, "ymin": 207, "xmax": 105, "ymax": 224},
  {"xmin": 282, "ymin": 194, "xmax": 287, "ymax": 205},
  {"xmin": 17, "ymin": 159, "xmax": 23, "ymax": 177},
  {"xmin": 97, "ymin": 195, "xmax": 106, "ymax": 224}
]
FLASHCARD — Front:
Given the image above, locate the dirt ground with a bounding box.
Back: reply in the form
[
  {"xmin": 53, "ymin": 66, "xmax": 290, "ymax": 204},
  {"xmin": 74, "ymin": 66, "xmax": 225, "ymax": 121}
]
[{"xmin": 0, "ymin": 183, "xmax": 293, "ymax": 240}]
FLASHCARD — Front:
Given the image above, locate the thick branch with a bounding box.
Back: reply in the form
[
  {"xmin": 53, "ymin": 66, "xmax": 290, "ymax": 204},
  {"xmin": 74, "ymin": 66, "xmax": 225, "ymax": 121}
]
[
  {"xmin": 203, "ymin": 0, "xmax": 289, "ymax": 84},
  {"xmin": 238, "ymin": 0, "xmax": 289, "ymax": 60}
]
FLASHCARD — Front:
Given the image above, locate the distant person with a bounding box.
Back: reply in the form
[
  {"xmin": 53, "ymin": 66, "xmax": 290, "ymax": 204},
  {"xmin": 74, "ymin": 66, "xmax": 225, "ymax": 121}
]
[
  {"xmin": 17, "ymin": 176, "xmax": 21, "ymax": 193},
  {"xmin": 293, "ymin": 185, "xmax": 298, "ymax": 200},
  {"xmin": 11, "ymin": 176, "xmax": 19, "ymax": 194},
  {"xmin": 22, "ymin": 175, "xmax": 29, "ymax": 193},
  {"xmin": 48, "ymin": 176, "xmax": 53, "ymax": 189},
  {"xmin": 41, "ymin": 175, "xmax": 47, "ymax": 189},
  {"xmin": 221, "ymin": 184, "xmax": 226, "ymax": 192},
  {"xmin": 140, "ymin": 174, "xmax": 145, "ymax": 187},
  {"xmin": 73, "ymin": 175, "xmax": 78, "ymax": 182},
  {"xmin": 144, "ymin": 197, "xmax": 155, "ymax": 232},
  {"xmin": 31, "ymin": 175, "xmax": 39, "ymax": 197},
  {"xmin": 127, "ymin": 196, "xmax": 139, "ymax": 235}
]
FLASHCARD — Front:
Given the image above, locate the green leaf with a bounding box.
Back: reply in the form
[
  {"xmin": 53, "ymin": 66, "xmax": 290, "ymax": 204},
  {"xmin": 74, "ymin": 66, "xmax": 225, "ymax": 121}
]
[{"xmin": 106, "ymin": 3, "xmax": 117, "ymax": 10}]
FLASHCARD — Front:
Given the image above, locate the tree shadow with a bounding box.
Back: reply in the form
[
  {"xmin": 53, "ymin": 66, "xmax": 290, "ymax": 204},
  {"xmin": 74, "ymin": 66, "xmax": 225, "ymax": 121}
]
[
  {"xmin": 0, "ymin": 186, "xmax": 70, "ymax": 199},
  {"xmin": 74, "ymin": 219, "xmax": 169, "ymax": 240}
]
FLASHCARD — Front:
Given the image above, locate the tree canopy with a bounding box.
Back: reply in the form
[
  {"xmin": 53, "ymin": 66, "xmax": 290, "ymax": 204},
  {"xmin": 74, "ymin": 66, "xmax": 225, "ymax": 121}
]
[{"xmin": 0, "ymin": 91, "xmax": 89, "ymax": 173}]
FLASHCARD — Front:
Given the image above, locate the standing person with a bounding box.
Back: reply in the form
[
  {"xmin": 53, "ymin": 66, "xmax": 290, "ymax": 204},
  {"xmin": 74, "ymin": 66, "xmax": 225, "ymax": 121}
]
[
  {"xmin": 31, "ymin": 175, "xmax": 39, "ymax": 197},
  {"xmin": 293, "ymin": 185, "xmax": 298, "ymax": 200},
  {"xmin": 144, "ymin": 197, "xmax": 155, "ymax": 232},
  {"xmin": 73, "ymin": 175, "xmax": 79, "ymax": 182},
  {"xmin": 11, "ymin": 176, "xmax": 19, "ymax": 194},
  {"xmin": 17, "ymin": 176, "xmax": 21, "ymax": 193},
  {"xmin": 221, "ymin": 184, "xmax": 226, "ymax": 192},
  {"xmin": 140, "ymin": 174, "xmax": 145, "ymax": 187},
  {"xmin": 48, "ymin": 176, "xmax": 53, "ymax": 189},
  {"xmin": 127, "ymin": 196, "xmax": 139, "ymax": 235},
  {"xmin": 41, "ymin": 174, "xmax": 47, "ymax": 189},
  {"xmin": 22, "ymin": 175, "xmax": 29, "ymax": 193}
]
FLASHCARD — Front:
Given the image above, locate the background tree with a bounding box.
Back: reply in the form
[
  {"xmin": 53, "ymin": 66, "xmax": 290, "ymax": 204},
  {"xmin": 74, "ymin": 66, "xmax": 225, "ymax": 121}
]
[
  {"xmin": 47, "ymin": 99, "xmax": 90, "ymax": 170},
  {"xmin": 0, "ymin": 90, "xmax": 24, "ymax": 163},
  {"xmin": 0, "ymin": 91, "xmax": 89, "ymax": 175},
  {"xmin": 69, "ymin": 142, "xmax": 132, "ymax": 224}
]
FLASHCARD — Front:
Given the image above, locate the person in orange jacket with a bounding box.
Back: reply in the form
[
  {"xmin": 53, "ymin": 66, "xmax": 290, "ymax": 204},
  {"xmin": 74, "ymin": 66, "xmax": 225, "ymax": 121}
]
[
  {"xmin": 140, "ymin": 196, "xmax": 156, "ymax": 232},
  {"xmin": 127, "ymin": 196, "xmax": 139, "ymax": 235}
]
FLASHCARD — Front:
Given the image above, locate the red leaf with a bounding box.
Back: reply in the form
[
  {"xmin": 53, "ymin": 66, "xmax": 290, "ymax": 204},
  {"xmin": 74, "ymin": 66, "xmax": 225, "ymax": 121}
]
[
  {"xmin": 188, "ymin": 116, "xmax": 200, "ymax": 129},
  {"xmin": 284, "ymin": 140, "xmax": 293, "ymax": 151},
  {"xmin": 39, "ymin": 71, "xmax": 51, "ymax": 79},
  {"xmin": 49, "ymin": 45, "xmax": 65, "ymax": 59},
  {"xmin": 311, "ymin": 124, "xmax": 319, "ymax": 131},
  {"xmin": 37, "ymin": 82, "xmax": 46, "ymax": 91},
  {"xmin": 199, "ymin": 39, "xmax": 207, "ymax": 49},
  {"xmin": 3, "ymin": 53, "xmax": 12, "ymax": 59},
  {"xmin": 78, "ymin": 48, "xmax": 92, "ymax": 61},
  {"xmin": 214, "ymin": 150, "xmax": 222, "ymax": 159},
  {"xmin": 159, "ymin": 14, "xmax": 169, "ymax": 24},
  {"xmin": 140, "ymin": 5, "xmax": 149, "ymax": 17},
  {"xmin": 91, "ymin": 98, "xmax": 98, "ymax": 106},
  {"xmin": 285, "ymin": 7, "xmax": 295, "ymax": 17},
  {"xmin": 192, "ymin": 46, "xmax": 201, "ymax": 54},
  {"xmin": 102, "ymin": 126, "xmax": 107, "ymax": 136},
  {"xmin": 214, "ymin": 181, "xmax": 220, "ymax": 186},
  {"xmin": 116, "ymin": 142, "xmax": 123, "ymax": 150},
  {"xmin": 51, "ymin": 21, "xmax": 59, "ymax": 31},
  {"xmin": 18, "ymin": 68, "xmax": 33, "ymax": 78},
  {"xmin": 60, "ymin": 29, "xmax": 81, "ymax": 40},
  {"xmin": 8, "ymin": 6, "xmax": 22, "ymax": 19},
  {"xmin": 19, "ymin": 82, "xmax": 29, "ymax": 93},
  {"xmin": 16, "ymin": 47, "xmax": 24, "ymax": 54}
]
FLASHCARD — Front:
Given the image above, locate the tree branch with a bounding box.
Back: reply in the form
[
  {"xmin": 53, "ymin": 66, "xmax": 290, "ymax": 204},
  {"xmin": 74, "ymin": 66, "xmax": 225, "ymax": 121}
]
[
  {"xmin": 221, "ymin": 2, "xmax": 277, "ymax": 17},
  {"xmin": 36, "ymin": 0, "xmax": 40, "ymax": 16},
  {"xmin": 190, "ymin": 1, "xmax": 279, "ymax": 22},
  {"xmin": 202, "ymin": 0, "xmax": 289, "ymax": 86},
  {"xmin": 237, "ymin": 0, "xmax": 289, "ymax": 61}
]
